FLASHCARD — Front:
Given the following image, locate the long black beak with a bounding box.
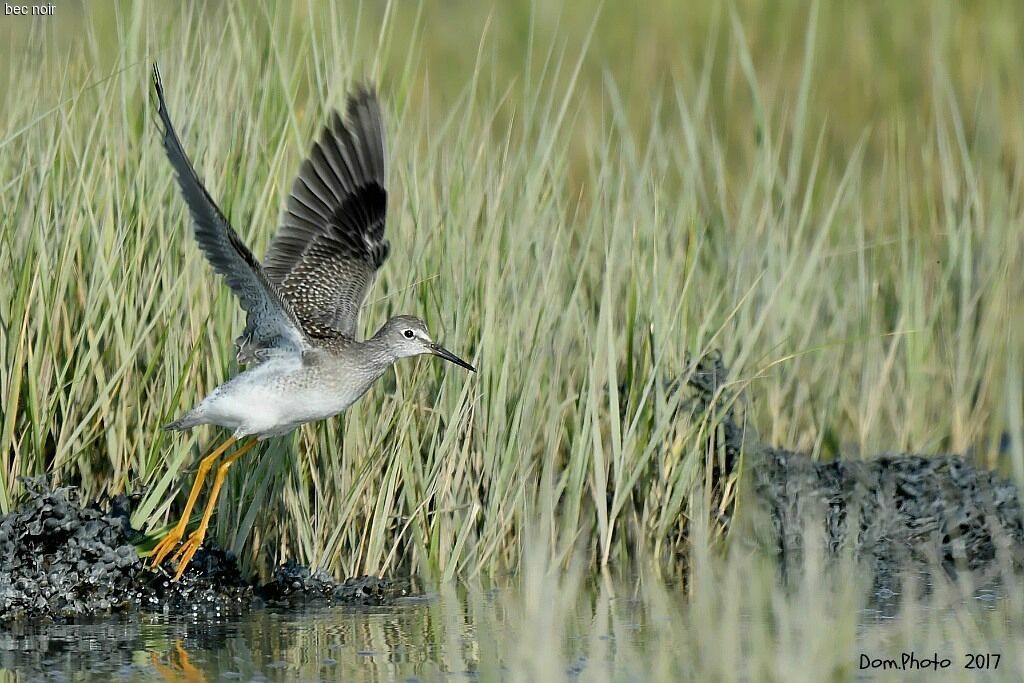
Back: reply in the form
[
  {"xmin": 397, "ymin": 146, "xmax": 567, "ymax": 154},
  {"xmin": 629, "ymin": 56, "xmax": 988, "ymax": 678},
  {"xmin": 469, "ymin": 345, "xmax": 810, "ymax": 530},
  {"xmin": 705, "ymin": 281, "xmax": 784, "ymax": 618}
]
[{"xmin": 430, "ymin": 343, "xmax": 476, "ymax": 372}]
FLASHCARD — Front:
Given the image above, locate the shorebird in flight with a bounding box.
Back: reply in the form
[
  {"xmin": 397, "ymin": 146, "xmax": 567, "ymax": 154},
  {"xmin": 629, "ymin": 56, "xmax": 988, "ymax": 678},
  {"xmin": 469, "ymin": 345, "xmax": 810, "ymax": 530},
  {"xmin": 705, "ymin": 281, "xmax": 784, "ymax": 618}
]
[{"xmin": 148, "ymin": 65, "xmax": 475, "ymax": 580}]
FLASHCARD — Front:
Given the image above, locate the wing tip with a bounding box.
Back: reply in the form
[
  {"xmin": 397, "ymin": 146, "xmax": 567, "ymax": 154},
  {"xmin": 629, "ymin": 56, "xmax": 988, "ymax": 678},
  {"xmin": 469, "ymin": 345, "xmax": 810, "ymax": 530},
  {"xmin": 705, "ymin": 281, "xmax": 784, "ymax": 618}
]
[
  {"xmin": 151, "ymin": 62, "xmax": 168, "ymax": 114},
  {"xmin": 349, "ymin": 81, "xmax": 378, "ymax": 106},
  {"xmin": 345, "ymin": 83, "xmax": 382, "ymax": 134}
]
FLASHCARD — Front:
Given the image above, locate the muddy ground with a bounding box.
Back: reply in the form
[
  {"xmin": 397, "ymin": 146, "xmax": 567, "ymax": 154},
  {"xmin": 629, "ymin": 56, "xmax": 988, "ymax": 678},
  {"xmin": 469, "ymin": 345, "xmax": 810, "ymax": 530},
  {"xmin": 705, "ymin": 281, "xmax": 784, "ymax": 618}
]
[{"xmin": 0, "ymin": 478, "xmax": 404, "ymax": 622}]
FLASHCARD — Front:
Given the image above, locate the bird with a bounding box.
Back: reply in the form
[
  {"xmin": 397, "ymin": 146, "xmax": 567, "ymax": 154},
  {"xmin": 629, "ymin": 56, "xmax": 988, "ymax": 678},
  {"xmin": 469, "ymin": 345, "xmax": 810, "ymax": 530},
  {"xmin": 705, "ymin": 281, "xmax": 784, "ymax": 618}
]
[{"xmin": 148, "ymin": 64, "xmax": 475, "ymax": 581}]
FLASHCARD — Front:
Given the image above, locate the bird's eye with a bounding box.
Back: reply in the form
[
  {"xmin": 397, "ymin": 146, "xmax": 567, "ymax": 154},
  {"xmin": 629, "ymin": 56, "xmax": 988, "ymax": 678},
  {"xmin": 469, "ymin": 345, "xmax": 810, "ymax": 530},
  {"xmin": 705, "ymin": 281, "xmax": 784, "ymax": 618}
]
[{"xmin": 403, "ymin": 329, "xmax": 414, "ymax": 339}]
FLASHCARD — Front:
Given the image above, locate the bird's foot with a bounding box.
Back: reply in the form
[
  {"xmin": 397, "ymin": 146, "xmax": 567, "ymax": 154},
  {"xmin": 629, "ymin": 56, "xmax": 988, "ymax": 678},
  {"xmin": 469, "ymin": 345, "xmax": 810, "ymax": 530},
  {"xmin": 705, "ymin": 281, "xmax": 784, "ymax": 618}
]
[
  {"xmin": 148, "ymin": 524, "xmax": 186, "ymax": 570},
  {"xmin": 169, "ymin": 526, "xmax": 207, "ymax": 581}
]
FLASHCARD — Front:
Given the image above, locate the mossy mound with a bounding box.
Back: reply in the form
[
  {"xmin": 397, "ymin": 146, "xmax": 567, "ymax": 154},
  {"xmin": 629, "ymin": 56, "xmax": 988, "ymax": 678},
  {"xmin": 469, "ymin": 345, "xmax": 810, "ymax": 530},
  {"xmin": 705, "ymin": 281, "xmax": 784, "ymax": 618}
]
[{"xmin": 0, "ymin": 479, "xmax": 404, "ymax": 623}]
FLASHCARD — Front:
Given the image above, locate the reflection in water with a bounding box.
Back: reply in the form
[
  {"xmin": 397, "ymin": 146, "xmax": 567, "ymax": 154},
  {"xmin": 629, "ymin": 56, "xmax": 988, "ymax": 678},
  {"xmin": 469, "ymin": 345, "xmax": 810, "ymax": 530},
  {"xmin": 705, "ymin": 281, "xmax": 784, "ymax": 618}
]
[
  {"xmin": 0, "ymin": 594, "xmax": 480, "ymax": 681},
  {"xmin": 1, "ymin": 587, "xmax": 574, "ymax": 681},
  {"xmin": 150, "ymin": 642, "xmax": 203, "ymax": 682},
  {"xmin": 0, "ymin": 574, "xmax": 1018, "ymax": 681}
]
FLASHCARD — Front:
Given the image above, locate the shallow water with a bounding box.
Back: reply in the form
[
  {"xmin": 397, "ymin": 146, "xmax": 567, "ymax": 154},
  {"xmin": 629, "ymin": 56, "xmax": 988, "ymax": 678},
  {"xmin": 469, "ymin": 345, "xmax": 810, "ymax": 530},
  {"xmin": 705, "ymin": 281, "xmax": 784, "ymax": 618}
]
[
  {"xmin": 0, "ymin": 585, "xmax": 614, "ymax": 682},
  {"xmin": 0, "ymin": 596, "xmax": 474, "ymax": 682},
  {"xmin": 0, "ymin": 577, "xmax": 1017, "ymax": 682}
]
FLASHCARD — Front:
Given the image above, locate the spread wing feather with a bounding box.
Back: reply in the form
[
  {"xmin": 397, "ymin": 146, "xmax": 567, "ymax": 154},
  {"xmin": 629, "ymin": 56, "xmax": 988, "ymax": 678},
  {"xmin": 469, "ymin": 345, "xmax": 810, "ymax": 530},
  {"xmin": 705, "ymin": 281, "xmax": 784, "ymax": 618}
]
[
  {"xmin": 263, "ymin": 85, "xmax": 389, "ymax": 339},
  {"xmin": 152, "ymin": 65, "xmax": 307, "ymax": 363}
]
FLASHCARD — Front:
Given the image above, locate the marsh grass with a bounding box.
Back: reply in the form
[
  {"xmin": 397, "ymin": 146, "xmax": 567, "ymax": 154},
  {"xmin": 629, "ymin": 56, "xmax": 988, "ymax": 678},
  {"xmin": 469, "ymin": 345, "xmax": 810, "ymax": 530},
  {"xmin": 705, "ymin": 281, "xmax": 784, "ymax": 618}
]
[{"xmin": 1, "ymin": 0, "xmax": 1022, "ymax": 602}]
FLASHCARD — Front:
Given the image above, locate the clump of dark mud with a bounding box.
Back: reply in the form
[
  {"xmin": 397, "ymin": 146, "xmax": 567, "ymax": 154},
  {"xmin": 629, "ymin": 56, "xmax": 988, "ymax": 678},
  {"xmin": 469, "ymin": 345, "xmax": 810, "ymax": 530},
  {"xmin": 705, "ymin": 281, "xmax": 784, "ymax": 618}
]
[
  {"xmin": 755, "ymin": 448, "xmax": 1024, "ymax": 587},
  {"xmin": 0, "ymin": 478, "xmax": 404, "ymax": 623},
  {"xmin": 687, "ymin": 353, "xmax": 1024, "ymax": 591},
  {"xmin": 0, "ymin": 479, "xmax": 144, "ymax": 621},
  {"xmin": 676, "ymin": 350, "xmax": 756, "ymax": 530},
  {"xmin": 256, "ymin": 562, "xmax": 400, "ymax": 606}
]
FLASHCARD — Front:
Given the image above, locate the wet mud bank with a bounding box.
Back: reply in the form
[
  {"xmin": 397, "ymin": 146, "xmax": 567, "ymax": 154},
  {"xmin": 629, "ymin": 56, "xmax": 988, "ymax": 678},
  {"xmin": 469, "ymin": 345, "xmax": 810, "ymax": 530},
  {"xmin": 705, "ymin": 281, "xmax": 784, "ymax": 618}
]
[
  {"xmin": 686, "ymin": 354, "xmax": 1024, "ymax": 588},
  {"xmin": 0, "ymin": 478, "xmax": 404, "ymax": 623}
]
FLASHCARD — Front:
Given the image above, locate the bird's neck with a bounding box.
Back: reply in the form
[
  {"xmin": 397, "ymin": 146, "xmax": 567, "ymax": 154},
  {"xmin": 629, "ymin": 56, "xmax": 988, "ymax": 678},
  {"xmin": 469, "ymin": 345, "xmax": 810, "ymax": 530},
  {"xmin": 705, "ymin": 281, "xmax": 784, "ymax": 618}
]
[{"xmin": 360, "ymin": 333, "xmax": 400, "ymax": 374}]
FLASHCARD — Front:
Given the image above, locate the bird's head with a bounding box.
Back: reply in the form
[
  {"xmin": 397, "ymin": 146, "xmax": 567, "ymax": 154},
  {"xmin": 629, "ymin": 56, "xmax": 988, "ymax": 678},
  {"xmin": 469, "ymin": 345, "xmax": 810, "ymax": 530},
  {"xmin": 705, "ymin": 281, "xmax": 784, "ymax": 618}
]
[{"xmin": 376, "ymin": 315, "xmax": 476, "ymax": 372}]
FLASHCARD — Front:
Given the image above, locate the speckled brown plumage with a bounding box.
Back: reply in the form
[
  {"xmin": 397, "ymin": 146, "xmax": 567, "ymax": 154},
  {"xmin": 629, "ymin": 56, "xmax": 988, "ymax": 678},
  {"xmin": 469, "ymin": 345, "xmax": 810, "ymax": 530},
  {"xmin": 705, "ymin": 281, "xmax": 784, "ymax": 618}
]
[
  {"xmin": 153, "ymin": 63, "xmax": 473, "ymax": 443},
  {"xmin": 265, "ymin": 86, "xmax": 389, "ymax": 342},
  {"xmin": 154, "ymin": 66, "xmax": 389, "ymax": 364}
]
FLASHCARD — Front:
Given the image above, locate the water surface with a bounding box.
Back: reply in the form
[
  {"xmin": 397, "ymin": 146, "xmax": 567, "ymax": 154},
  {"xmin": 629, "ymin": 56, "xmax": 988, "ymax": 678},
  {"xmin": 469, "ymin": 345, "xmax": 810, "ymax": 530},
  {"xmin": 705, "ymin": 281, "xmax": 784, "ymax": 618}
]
[{"xmin": 0, "ymin": 577, "xmax": 1017, "ymax": 682}]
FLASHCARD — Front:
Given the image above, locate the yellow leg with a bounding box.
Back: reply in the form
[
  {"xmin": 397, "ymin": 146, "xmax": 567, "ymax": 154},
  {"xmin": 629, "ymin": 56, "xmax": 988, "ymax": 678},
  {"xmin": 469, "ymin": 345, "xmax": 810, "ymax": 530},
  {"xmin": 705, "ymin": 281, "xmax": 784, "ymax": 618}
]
[
  {"xmin": 149, "ymin": 436, "xmax": 238, "ymax": 569},
  {"xmin": 171, "ymin": 438, "xmax": 258, "ymax": 581}
]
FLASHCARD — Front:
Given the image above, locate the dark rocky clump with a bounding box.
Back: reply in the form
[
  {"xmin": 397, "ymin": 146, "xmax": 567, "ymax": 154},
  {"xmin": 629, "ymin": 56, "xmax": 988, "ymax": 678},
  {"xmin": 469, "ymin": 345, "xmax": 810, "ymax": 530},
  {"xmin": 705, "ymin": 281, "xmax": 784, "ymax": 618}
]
[
  {"xmin": 754, "ymin": 447, "xmax": 1024, "ymax": 589},
  {"xmin": 256, "ymin": 562, "xmax": 403, "ymax": 606},
  {"xmin": 141, "ymin": 543, "xmax": 253, "ymax": 615},
  {"xmin": 687, "ymin": 353, "xmax": 1024, "ymax": 590},
  {"xmin": 0, "ymin": 478, "xmax": 404, "ymax": 623},
  {"xmin": 0, "ymin": 478, "xmax": 145, "ymax": 621},
  {"xmin": 679, "ymin": 350, "xmax": 757, "ymax": 531},
  {"xmin": 679, "ymin": 350, "xmax": 750, "ymax": 479}
]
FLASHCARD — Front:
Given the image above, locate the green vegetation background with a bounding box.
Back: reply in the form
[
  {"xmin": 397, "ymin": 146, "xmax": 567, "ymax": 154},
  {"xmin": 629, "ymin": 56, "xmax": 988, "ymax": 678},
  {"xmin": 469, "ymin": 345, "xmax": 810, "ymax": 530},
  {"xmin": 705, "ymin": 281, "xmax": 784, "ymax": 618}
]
[{"xmin": 1, "ymin": 0, "xmax": 1022, "ymax": 583}]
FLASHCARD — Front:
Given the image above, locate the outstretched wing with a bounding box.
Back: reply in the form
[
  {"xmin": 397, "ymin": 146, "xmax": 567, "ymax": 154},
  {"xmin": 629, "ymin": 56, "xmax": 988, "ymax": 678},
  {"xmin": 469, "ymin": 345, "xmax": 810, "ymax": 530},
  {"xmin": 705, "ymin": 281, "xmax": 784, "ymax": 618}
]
[
  {"xmin": 152, "ymin": 64, "xmax": 307, "ymax": 363},
  {"xmin": 262, "ymin": 85, "xmax": 389, "ymax": 340}
]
